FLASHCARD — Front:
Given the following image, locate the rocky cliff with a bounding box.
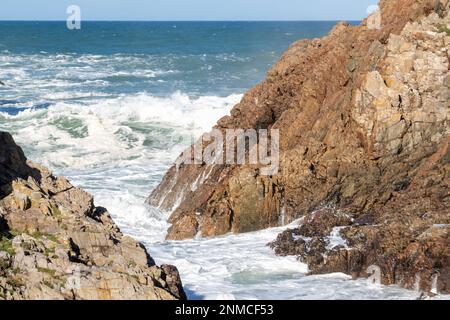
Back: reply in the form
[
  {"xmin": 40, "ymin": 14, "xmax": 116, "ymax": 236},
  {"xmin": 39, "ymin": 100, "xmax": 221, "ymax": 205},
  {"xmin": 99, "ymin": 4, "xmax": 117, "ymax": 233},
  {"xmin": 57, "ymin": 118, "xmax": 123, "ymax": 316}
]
[
  {"xmin": 0, "ymin": 132, "xmax": 185, "ymax": 300},
  {"xmin": 148, "ymin": 0, "xmax": 449, "ymax": 293}
]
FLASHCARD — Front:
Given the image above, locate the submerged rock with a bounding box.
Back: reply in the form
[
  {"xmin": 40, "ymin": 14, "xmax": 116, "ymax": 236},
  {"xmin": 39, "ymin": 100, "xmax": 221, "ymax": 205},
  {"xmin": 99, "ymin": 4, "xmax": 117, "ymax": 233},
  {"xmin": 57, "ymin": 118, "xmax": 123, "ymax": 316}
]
[
  {"xmin": 148, "ymin": 0, "xmax": 450, "ymax": 293},
  {"xmin": 0, "ymin": 132, "xmax": 186, "ymax": 300}
]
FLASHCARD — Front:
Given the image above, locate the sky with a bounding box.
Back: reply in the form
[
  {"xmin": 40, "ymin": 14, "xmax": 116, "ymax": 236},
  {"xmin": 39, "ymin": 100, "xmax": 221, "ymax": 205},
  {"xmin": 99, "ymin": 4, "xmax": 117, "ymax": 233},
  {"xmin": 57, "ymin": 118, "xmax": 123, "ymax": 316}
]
[{"xmin": 0, "ymin": 0, "xmax": 379, "ymax": 21}]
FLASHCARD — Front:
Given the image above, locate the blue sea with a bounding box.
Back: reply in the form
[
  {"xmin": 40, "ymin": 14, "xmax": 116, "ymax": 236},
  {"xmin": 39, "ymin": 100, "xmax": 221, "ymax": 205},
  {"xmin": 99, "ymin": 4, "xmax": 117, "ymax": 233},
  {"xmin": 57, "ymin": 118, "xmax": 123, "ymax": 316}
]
[{"xmin": 0, "ymin": 21, "xmax": 426, "ymax": 300}]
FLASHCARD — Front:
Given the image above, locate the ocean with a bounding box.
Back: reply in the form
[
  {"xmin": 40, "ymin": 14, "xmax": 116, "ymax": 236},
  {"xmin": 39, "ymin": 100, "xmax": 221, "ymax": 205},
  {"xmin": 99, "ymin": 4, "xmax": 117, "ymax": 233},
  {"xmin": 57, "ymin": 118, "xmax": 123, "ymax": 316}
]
[{"xmin": 0, "ymin": 21, "xmax": 427, "ymax": 299}]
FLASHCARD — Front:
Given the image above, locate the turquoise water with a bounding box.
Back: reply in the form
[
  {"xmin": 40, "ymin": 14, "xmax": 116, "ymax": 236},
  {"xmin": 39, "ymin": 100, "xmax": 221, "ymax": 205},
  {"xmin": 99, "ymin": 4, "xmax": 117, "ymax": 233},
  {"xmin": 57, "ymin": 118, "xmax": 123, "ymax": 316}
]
[{"xmin": 0, "ymin": 21, "xmax": 427, "ymax": 300}]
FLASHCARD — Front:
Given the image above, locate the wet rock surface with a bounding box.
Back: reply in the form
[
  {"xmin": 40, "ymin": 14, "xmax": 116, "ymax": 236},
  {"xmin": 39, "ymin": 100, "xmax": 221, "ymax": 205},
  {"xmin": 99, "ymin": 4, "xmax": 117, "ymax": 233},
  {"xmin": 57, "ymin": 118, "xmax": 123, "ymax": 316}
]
[
  {"xmin": 148, "ymin": 0, "xmax": 449, "ymax": 294},
  {"xmin": 0, "ymin": 132, "xmax": 186, "ymax": 300}
]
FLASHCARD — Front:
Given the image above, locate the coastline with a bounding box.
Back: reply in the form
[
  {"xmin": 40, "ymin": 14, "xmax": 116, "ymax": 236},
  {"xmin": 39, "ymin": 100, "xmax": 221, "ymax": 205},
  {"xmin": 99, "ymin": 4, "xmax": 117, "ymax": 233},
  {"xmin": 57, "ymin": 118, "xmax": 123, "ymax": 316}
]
[
  {"xmin": 0, "ymin": 131, "xmax": 185, "ymax": 300},
  {"xmin": 149, "ymin": 0, "xmax": 450, "ymax": 295}
]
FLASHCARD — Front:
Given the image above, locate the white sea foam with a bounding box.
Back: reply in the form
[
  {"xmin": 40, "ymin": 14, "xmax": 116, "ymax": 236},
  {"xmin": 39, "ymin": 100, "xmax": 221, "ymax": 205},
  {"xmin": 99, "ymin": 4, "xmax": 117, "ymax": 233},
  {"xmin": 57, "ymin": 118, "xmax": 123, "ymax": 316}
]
[
  {"xmin": 116, "ymin": 214, "xmax": 430, "ymax": 300},
  {"xmin": 326, "ymin": 227, "xmax": 349, "ymax": 250}
]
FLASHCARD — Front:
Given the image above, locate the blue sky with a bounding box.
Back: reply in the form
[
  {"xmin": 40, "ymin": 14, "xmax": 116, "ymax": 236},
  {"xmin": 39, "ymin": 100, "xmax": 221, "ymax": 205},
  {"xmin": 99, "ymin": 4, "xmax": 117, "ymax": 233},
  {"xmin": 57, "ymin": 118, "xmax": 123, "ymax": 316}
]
[{"xmin": 0, "ymin": 0, "xmax": 378, "ymax": 21}]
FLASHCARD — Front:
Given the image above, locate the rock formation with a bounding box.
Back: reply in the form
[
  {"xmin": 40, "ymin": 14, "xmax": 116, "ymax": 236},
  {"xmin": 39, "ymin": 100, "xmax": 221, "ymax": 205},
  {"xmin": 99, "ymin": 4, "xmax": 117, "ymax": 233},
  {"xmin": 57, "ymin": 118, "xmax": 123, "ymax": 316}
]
[
  {"xmin": 148, "ymin": 0, "xmax": 449, "ymax": 293},
  {"xmin": 0, "ymin": 132, "xmax": 186, "ymax": 300}
]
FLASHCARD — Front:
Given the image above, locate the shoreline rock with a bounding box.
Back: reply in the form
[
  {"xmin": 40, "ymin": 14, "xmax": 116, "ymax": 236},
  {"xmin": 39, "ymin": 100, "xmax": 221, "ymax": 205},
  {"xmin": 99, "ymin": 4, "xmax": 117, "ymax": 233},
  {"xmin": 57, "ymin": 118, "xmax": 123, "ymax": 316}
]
[
  {"xmin": 0, "ymin": 131, "xmax": 186, "ymax": 300},
  {"xmin": 148, "ymin": 0, "xmax": 449, "ymax": 293}
]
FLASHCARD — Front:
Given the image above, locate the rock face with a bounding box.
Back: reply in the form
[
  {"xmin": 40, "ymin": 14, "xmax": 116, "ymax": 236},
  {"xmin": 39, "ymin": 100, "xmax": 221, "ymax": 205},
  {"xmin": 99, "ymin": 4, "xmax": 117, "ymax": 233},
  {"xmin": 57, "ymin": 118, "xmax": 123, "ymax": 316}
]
[
  {"xmin": 148, "ymin": 0, "xmax": 449, "ymax": 293},
  {"xmin": 0, "ymin": 132, "xmax": 186, "ymax": 300}
]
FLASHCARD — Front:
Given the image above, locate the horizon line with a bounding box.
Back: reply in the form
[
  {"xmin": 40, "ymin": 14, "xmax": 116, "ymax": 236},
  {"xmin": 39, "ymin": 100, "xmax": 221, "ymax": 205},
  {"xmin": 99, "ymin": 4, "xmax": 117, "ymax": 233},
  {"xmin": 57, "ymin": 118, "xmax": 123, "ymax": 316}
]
[{"xmin": 0, "ymin": 19, "xmax": 361, "ymax": 23}]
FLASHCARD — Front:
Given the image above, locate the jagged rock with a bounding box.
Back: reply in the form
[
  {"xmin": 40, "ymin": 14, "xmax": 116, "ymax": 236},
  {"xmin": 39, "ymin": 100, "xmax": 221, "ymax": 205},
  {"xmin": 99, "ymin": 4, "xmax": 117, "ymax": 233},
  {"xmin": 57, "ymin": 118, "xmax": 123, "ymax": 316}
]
[
  {"xmin": 148, "ymin": 0, "xmax": 450, "ymax": 294},
  {"xmin": 0, "ymin": 132, "xmax": 186, "ymax": 300}
]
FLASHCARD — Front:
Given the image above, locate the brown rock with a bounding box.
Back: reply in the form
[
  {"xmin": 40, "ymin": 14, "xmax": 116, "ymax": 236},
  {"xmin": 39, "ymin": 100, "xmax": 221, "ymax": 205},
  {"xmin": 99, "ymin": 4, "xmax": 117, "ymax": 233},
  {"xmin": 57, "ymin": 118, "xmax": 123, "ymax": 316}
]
[{"xmin": 148, "ymin": 0, "xmax": 450, "ymax": 294}]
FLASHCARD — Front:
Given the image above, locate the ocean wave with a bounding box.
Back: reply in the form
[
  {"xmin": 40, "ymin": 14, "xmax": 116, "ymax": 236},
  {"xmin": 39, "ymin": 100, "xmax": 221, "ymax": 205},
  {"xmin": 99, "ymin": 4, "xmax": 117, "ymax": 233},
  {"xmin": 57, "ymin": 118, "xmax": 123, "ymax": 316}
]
[
  {"xmin": 0, "ymin": 92, "xmax": 242, "ymax": 171},
  {"xmin": 41, "ymin": 91, "xmax": 110, "ymax": 100}
]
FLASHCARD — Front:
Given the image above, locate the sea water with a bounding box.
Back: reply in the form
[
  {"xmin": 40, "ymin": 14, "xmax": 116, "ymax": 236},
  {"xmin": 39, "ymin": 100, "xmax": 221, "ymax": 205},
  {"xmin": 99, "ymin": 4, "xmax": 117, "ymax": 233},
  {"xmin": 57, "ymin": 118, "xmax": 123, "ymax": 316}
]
[{"xmin": 0, "ymin": 21, "xmax": 444, "ymax": 300}]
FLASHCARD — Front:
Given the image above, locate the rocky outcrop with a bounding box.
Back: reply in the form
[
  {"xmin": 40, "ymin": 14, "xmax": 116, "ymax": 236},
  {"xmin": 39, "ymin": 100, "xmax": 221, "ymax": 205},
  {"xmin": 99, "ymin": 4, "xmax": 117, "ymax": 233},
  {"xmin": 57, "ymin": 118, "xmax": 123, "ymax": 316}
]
[
  {"xmin": 148, "ymin": 0, "xmax": 449, "ymax": 293},
  {"xmin": 0, "ymin": 132, "xmax": 186, "ymax": 300}
]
